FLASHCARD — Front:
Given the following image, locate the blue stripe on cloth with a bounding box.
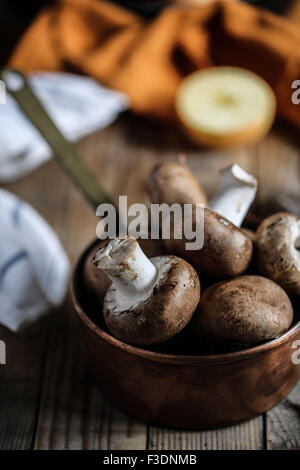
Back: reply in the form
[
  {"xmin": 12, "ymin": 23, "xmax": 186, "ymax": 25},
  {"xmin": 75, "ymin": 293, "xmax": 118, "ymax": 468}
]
[
  {"xmin": 0, "ymin": 250, "xmax": 28, "ymax": 284},
  {"xmin": 12, "ymin": 200, "xmax": 23, "ymax": 225}
]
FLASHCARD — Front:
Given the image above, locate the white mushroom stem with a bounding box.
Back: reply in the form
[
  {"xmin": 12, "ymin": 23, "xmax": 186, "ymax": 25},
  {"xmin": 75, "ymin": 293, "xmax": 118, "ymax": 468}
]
[
  {"xmin": 209, "ymin": 164, "xmax": 257, "ymax": 227},
  {"xmin": 93, "ymin": 237, "xmax": 158, "ymax": 310}
]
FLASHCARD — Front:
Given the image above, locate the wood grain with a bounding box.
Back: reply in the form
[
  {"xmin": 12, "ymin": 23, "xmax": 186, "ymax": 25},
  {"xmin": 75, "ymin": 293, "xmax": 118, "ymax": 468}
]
[
  {"xmin": 148, "ymin": 417, "xmax": 264, "ymax": 450},
  {"xmin": 0, "ymin": 322, "xmax": 48, "ymax": 449},
  {"xmin": 0, "ymin": 158, "xmax": 69, "ymax": 450},
  {"xmin": 34, "ymin": 300, "xmax": 147, "ymax": 450},
  {"xmin": 266, "ymin": 380, "xmax": 300, "ymax": 450}
]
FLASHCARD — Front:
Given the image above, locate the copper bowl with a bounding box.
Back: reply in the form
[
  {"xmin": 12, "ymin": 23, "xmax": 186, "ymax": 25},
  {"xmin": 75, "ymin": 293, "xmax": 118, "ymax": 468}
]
[{"xmin": 71, "ymin": 239, "xmax": 300, "ymax": 430}]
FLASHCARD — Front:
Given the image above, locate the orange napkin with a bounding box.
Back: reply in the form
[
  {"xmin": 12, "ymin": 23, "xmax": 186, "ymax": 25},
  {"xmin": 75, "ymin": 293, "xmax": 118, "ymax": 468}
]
[{"xmin": 9, "ymin": 0, "xmax": 300, "ymax": 127}]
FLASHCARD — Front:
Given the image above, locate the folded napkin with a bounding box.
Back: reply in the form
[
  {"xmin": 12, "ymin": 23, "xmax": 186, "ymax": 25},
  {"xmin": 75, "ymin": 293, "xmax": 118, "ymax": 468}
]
[
  {"xmin": 9, "ymin": 0, "xmax": 300, "ymax": 128},
  {"xmin": 0, "ymin": 72, "xmax": 128, "ymax": 182},
  {"xmin": 0, "ymin": 189, "xmax": 70, "ymax": 332}
]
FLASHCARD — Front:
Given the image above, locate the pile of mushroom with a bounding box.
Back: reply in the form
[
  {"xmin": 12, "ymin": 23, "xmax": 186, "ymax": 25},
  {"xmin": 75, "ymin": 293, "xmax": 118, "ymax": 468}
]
[{"xmin": 87, "ymin": 159, "xmax": 296, "ymax": 350}]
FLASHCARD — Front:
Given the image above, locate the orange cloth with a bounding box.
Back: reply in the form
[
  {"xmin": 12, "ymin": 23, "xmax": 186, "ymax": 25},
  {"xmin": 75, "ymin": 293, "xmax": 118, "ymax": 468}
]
[{"xmin": 9, "ymin": 0, "xmax": 300, "ymax": 127}]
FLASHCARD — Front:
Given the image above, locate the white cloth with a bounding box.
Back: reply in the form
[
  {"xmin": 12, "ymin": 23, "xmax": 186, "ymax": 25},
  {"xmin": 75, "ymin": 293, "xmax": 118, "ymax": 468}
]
[
  {"xmin": 0, "ymin": 72, "xmax": 129, "ymax": 182},
  {"xmin": 0, "ymin": 189, "xmax": 70, "ymax": 332}
]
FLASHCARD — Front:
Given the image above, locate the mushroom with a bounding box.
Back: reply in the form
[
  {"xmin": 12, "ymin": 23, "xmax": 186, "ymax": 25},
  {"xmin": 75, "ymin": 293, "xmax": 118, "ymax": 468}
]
[
  {"xmin": 163, "ymin": 164, "xmax": 257, "ymax": 278},
  {"xmin": 83, "ymin": 238, "xmax": 165, "ymax": 306},
  {"xmin": 93, "ymin": 236, "xmax": 200, "ymax": 346},
  {"xmin": 256, "ymin": 212, "xmax": 300, "ymax": 295},
  {"xmin": 146, "ymin": 157, "xmax": 207, "ymax": 207},
  {"xmin": 195, "ymin": 275, "xmax": 293, "ymax": 344}
]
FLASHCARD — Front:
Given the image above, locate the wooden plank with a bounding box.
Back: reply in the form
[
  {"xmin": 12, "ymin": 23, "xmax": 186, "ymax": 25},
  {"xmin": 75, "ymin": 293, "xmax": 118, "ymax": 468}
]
[
  {"xmin": 0, "ymin": 321, "xmax": 48, "ymax": 449},
  {"xmin": 34, "ymin": 120, "xmax": 148, "ymax": 450},
  {"xmin": 34, "ymin": 300, "xmax": 147, "ymax": 450},
  {"xmin": 266, "ymin": 380, "xmax": 300, "ymax": 450},
  {"xmin": 0, "ymin": 139, "xmax": 100, "ymax": 450},
  {"xmin": 0, "ymin": 156, "xmax": 69, "ymax": 450},
  {"xmin": 148, "ymin": 417, "xmax": 264, "ymax": 450}
]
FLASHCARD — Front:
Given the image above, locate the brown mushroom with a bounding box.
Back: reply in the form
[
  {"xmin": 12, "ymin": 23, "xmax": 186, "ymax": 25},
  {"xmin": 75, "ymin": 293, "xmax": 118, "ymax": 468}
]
[
  {"xmin": 256, "ymin": 212, "xmax": 300, "ymax": 295},
  {"xmin": 146, "ymin": 159, "xmax": 207, "ymax": 206},
  {"xmin": 149, "ymin": 163, "xmax": 257, "ymax": 278},
  {"xmin": 165, "ymin": 206, "xmax": 253, "ymax": 278},
  {"xmin": 195, "ymin": 275, "xmax": 293, "ymax": 344},
  {"xmin": 93, "ymin": 236, "xmax": 200, "ymax": 346}
]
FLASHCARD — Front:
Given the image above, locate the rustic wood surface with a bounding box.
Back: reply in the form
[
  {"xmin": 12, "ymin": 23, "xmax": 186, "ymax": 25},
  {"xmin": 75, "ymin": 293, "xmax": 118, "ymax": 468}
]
[{"xmin": 0, "ymin": 111, "xmax": 300, "ymax": 450}]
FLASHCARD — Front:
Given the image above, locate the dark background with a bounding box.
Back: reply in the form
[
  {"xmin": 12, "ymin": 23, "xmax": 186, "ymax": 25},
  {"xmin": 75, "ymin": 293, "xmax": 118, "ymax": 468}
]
[{"xmin": 0, "ymin": 0, "xmax": 293, "ymax": 67}]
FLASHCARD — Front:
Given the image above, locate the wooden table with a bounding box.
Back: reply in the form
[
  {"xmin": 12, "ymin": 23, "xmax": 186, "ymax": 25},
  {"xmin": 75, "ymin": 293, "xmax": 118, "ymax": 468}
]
[{"xmin": 0, "ymin": 112, "xmax": 300, "ymax": 450}]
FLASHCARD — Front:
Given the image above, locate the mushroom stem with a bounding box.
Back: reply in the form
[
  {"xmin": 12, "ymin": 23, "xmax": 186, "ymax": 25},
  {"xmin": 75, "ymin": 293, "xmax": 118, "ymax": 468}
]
[
  {"xmin": 209, "ymin": 164, "xmax": 257, "ymax": 227},
  {"xmin": 93, "ymin": 237, "xmax": 158, "ymax": 307}
]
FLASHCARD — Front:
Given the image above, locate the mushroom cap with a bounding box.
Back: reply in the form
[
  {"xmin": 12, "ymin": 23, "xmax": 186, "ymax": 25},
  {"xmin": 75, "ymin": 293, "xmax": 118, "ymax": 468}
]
[
  {"xmin": 195, "ymin": 275, "xmax": 293, "ymax": 344},
  {"xmin": 103, "ymin": 255, "xmax": 200, "ymax": 346},
  {"xmin": 164, "ymin": 207, "xmax": 253, "ymax": 278},
  {"xmin": 256, "ymin": 212, "xmax": 300, "ymax": 295},
  {"xmin": 146, "ymin": 161, "xmax": 207, "ymax": 206}
]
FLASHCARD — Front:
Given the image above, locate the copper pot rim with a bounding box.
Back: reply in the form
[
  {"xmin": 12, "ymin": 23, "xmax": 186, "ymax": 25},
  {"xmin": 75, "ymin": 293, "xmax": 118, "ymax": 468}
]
[{"xmin": 71, "ymin": 239, "xmax": 300, "ymax": 366}]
